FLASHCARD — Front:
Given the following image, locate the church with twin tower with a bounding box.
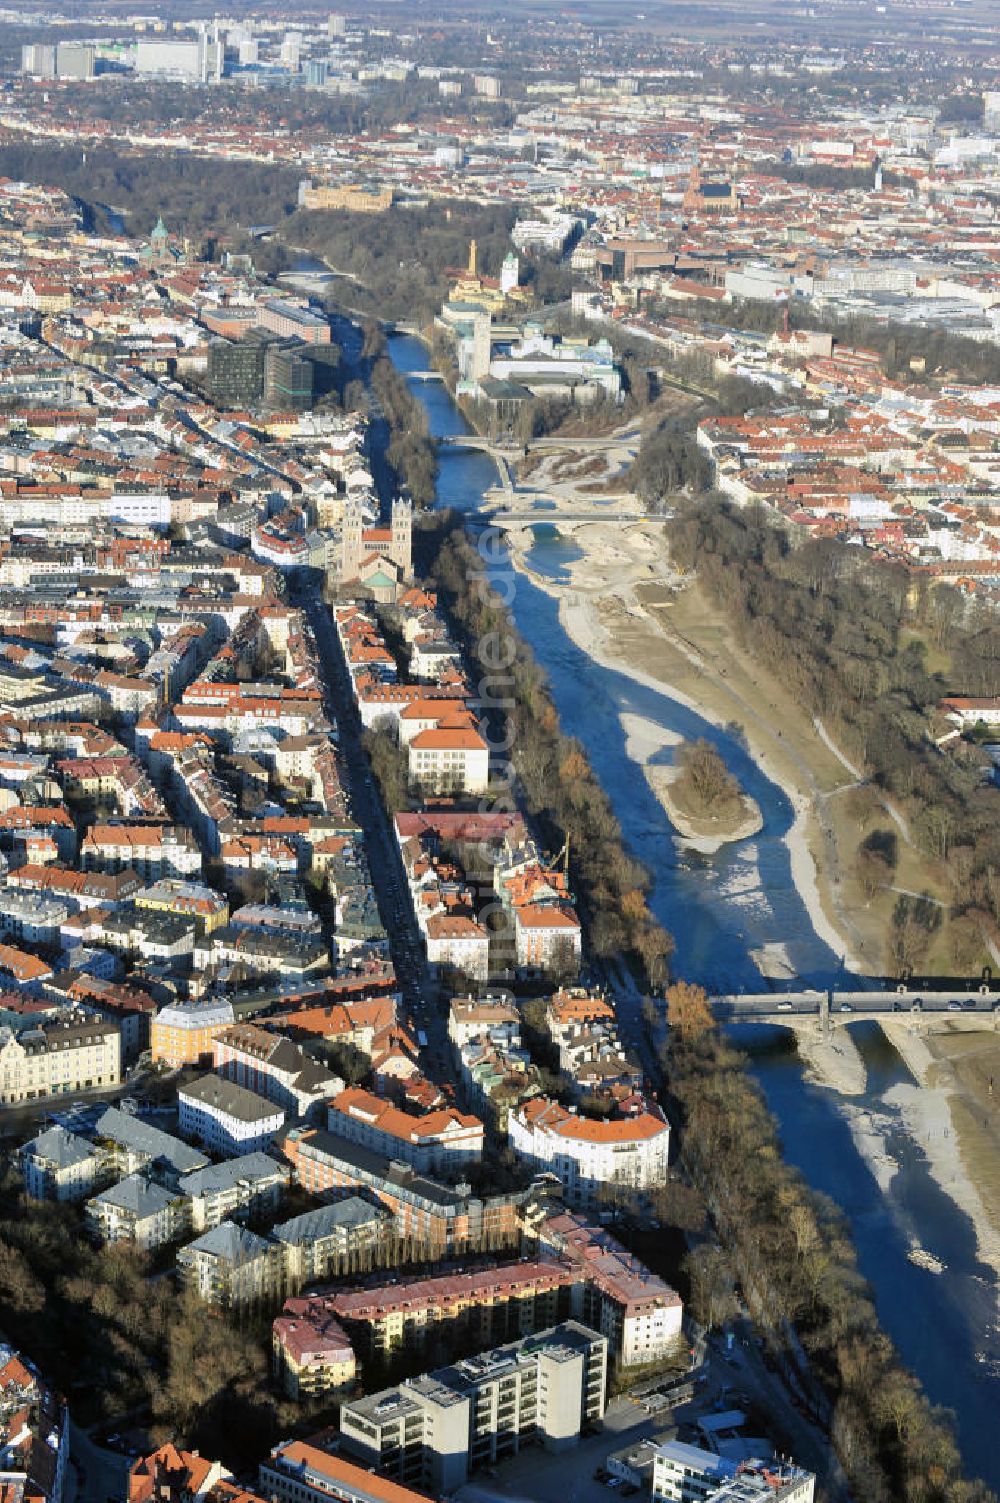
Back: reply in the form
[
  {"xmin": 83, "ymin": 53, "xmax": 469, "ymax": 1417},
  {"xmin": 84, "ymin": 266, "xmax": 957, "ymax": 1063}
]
[{"xmin": 339, "ymin": 495, "xmax": 413, "ymax": 603}]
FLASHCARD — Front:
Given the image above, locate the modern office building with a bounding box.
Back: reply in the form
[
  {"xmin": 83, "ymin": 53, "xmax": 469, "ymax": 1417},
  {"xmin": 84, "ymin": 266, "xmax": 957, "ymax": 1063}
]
[
  {"xmin": 338, "ymin": 1322, "xmax": 607, "ymax": 1494},
  {"xmin": 651, "ymin": 1446, "xmax": 815, "ymax": 1503}
]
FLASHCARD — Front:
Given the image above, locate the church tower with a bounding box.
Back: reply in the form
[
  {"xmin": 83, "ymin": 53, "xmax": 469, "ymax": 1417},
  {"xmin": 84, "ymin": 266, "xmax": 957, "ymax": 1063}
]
[
  {"xmin": 340, "ymin": 495, "xmax": 364, "ymax": 583},
  {"xmin": 391, "ymin": 498, "xmax": 413, "ymax": 579}
]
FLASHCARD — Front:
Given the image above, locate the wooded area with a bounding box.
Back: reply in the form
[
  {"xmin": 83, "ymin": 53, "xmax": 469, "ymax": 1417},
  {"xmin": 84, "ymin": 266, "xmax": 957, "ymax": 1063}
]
[
  {"xmin": 667, "ymin": 499, "xmax": 1000, "ymax": 973},
  {"xmin": 662, "ymin": 983, "xmax": 991, "ymax": 1503},
  {"xmin": 425, "ymin": 513, "xmax": 672, "ymax": 988}
]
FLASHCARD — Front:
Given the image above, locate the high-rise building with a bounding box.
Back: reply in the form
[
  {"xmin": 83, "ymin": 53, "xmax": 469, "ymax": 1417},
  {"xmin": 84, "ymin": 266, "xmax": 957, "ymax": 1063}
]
[
  {"xmin": 263, "ymin": 340, "xmax": 313, "ymax": 413},
  {"xmin": 20, "ymin": 44, "xmax": 56, "ymax": 78},
  {"xmin": 207, "ymin": 337, "xmax": 266, "ymax": 408},
  {"xmin": 56, "ymin": 43, "xmax": 96, "ymax": 80},
  {"xmin": 281, "ymin": 31, "xmax": 302, "ymax": 69},
  {"xmin": 328, "ymin": 13, "xmax": 347, "ymax": 38},
  {"xmin": 306, "ymin": 59, "xmax": 328, "ymax": 87}
]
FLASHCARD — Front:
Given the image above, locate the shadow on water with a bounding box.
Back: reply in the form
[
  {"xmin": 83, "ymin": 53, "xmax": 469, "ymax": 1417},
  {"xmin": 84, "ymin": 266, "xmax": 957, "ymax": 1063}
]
[{"xmin": 389, "ymin": 331, "xmax": 1000, "ymax": 1490}]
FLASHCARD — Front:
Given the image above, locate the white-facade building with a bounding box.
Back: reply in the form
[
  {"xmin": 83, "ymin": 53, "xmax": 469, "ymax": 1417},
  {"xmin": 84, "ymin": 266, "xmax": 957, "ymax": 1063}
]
[
  {"xmin": 178, "ymin": 1073, "xmax": 286, "ymax": 1156},
  {"xmin": 508, "ymin": 1098, "xmax": 669, "ymax": 1209}
]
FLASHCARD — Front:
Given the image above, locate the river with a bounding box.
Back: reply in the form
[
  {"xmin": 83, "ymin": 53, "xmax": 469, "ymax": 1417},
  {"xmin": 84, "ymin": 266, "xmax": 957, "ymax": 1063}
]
[{"xmin": 384, "ymin": 328, "xmax": 1000, "ymax": 1489}]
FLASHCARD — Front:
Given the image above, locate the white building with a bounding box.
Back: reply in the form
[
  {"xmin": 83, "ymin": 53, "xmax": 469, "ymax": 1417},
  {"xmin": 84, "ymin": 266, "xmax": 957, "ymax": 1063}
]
[
  {"xmin": 20, "ymin": 1125, "xmax": 103, "ymax": 1202},
  {"xmin": 0, "ymin": 1016, "xmax": 120, "ymax": 1105},
  {"xmin": 508, "ymin": 1098, "xmax": 669, "ymax": 1209},
  {"xmin": 652, "ymin": 1446, "xmax": 815, "ymax": 1503},
  {"xmin": 178, "ymin": 1074, "xmax": 286, "ymax": 1156},
  {"xmin": 86, "ymin": 1173, "xmax": 188, "ymax": 1251},
  {"xmin": 408, "ymin": 723, "xmax": 489, "ymax": 796},
  {"xmin": 424, "ymin": 914, "xmax": 490, "ymax": 982}
]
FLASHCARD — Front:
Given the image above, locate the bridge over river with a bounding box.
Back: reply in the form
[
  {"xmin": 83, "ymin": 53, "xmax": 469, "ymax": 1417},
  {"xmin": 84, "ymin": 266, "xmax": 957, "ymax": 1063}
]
[{"xmin": 714, "ymin": 987, "xmax": 1000, "ymax": 1028}]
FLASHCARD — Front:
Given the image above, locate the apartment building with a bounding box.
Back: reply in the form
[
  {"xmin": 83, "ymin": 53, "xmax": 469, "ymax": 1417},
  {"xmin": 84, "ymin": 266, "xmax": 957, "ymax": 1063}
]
[
  {"xmin": 272, "ymin": 1299, "xmax": 358, "ymax": 1400},
  {"xmin": 327, "ymin": 1261, "xmax": 580, "ymax": 1362},
  {"xmin": 129, "ymin": 1445, "xmax": 232, "ymax": 1503},
  {"xmin": 0, "ymin": 1342, "xmax": 70, "ymax": 1503},
  {"xmin": 177, "ymin": 1222, "xmax": 283, "ymax": 1311},
  {"xmin": 538, "ymin": 1211, "xmax": 684, "ymax": 1368},
  {"xmin": 135, "ymin": 879, "xmax": 230, "ymax": 932},
  {"xmin": 0, "ymin": 888, "xmax": 70, "ymax": 945},
  {"xmin": 273, "ymin": 1198, "xmax": 390, "ymax": 1290},
  {"xmin": 0, "ymin": 1015, "xmax": 120, "ymax": 1104},
  {"xmin": 178, "ymin": 1074, "xmax": 286, "ymax": 1156},
  {"xmin": 281, "ymin": 1127, "xmax": 526, "ymax": 1258},
  {"xmin": 86, "ymin": 1173, "xmax": 189, "ymax": 1251},
  {"xmin": 177, "ymin": 1153, "xmax": 289, "ymax": 1232},
  {"xmin": 260, "ymin": 1444, "xmax": 431, "ymax": 1503},
  {"xmin": 92, "ymin": 1105, "xmax": 208, "ymax": 1185},
  {"xmin": 328, "ymin": 1087, "xmax": 484, "ymax": 1176},
  {"xmin": 508, "ymin": 1098, "xmax": 669, "ymax": 1210},
  {"xmin": 212, "ymin": 1022, "xmax": 343, "ymax": 1119},
  {"xmin": 423, "ymin": 915, "xmax": 490, "ymax": 984},
  {"xmin": 448, "ymin": 996, "xmax": 521, "ymax": 1050},
  {"xmin": 151, "ymin": 997, "xmax": 236, "ymax": 1066},
  {"xmin": 339, "ymin": 1322, "xmax": 608, "ymax": 1494},
  {"xmin": 20, "ymin": 1123, "xmax": 104, "ymax": 1201},
  {"xmin": 513, "ymin": 904, "xmax": 582, "ymax": 974},
  {"xmin": 407, "ymin": 723, "xmax": 489, "ymax": 796},
  {"xmin": 81, "ymin": 824, "xmax": 203, "ymax": 881}
]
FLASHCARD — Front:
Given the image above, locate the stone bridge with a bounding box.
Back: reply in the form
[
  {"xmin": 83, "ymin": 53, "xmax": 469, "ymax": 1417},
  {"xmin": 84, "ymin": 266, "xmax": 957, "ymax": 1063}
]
[{"xmin": 713, "ymin": 988, "xmax": 1000, "ymax": 1030}]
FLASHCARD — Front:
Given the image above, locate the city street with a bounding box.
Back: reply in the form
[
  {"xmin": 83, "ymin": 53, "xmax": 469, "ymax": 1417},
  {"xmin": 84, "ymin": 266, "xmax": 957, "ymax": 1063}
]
[{"xmin": 293, "ymin": 584, "xmax": 455, "ymax": 1076}]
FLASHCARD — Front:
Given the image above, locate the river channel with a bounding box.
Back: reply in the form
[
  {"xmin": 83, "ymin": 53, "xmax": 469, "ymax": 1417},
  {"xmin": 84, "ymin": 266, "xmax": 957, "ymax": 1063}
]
[{"xmin": 382, "ymin": 329, "xmax": 1000, "ymax": 1488}]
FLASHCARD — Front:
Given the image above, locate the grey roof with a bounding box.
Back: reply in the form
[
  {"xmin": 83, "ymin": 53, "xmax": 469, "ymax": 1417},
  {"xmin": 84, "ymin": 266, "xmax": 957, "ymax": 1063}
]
[
  {"xmin": 91, "ymin": 1173, "xmax": 177, "ymax": 1218},
  {"xmin": 272, "ymin": 1195, "xmax": 386, "ymax": 1246},
  {"xmin": 178, "ymin": 1151, "xmax": 287, "ymax": 1198},
  {"xmin": 93, "ymin": 1106, "xmax": 208, "ymax": 1174},
  {"xmin": 180, "ymin": 1073, "xmax": 285, "ymax": 1124},
  {"xmin": 22, "ymin": 1124, "xmax": 96, "ymax": 1170},
  {"xmin": 179, "ymin": 1220, "xmax": 273, "ymax": 1261}
]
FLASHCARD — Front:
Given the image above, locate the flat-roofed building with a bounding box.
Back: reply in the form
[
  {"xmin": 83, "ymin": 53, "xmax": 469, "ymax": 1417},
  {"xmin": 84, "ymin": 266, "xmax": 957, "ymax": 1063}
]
[
  {"xmin": 651, "ymin": 1446, "xmax": 815, "ymax": 1503},
  {"xmin": 339, "ymin": 1322, "xmax": 607, "ymax": 1495}
]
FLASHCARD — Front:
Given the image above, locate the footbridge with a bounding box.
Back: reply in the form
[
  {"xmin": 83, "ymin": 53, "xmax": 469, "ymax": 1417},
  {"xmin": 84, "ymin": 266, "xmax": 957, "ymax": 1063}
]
[{"xmin": 714, "ymin": 988, "xmax": 1000, "ymax": 1028}]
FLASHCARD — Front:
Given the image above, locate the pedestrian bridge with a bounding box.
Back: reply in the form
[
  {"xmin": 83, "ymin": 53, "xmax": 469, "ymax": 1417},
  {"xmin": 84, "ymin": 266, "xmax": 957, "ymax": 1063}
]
[{"xmin": 713, "ymin": 989, "xmax": 1000, "ymax": 1028}]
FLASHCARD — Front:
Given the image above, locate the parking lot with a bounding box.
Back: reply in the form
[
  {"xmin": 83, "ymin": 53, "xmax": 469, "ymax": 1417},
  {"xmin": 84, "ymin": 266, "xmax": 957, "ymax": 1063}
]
[{"xmin": 453, "ymin": 1397, "xmax": 658, "ymax": 1503}]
